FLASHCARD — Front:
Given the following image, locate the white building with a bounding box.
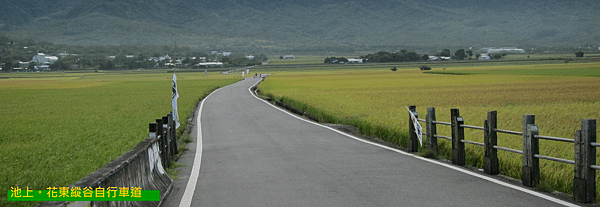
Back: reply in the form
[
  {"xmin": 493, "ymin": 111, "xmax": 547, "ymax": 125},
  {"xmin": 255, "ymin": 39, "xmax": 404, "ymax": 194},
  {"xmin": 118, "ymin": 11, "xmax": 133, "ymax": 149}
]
[
  {"xmin": 347, "ymin": 58, "xmax": 363, "ymax": 63},
  {"xmin": 481, "ymin": 47, "xmax": 526, "ymax": 54},
  {"xmin": 198, "ymin": 62, "xmax": 223, "ymax": 67},
  {"xmin": 246, "ymin": 56, "xmax": 254, "ymax": 60},
  {"xmin": 31, "ymin": 53, "xmax": 58, "ymax": 65},
  {"xmin": 478, "ymin": 54, "xmax": 491, "ymax": 60},
  {"xmin": 428, "ymin": 56, "xmax": 440, "ymax": 61}
]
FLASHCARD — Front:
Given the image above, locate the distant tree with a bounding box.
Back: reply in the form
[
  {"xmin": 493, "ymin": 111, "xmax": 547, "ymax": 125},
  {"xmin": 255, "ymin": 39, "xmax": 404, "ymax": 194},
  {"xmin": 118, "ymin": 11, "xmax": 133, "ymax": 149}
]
[
  {"xmin": 279, "ymin": 55, "xmax": 284, "ymax": 59},
  {"xmin": 99, "ymin": 60, "xmax": 115, "ymax": 70},
  {"xmin": 28, "ymin": 62, "xmax": 38, "ymax": 71},
  {"xmin": 454, "ymin": 49, "xmax": 466, "ymax": 60},
  {"xmin": 419, "ymin": 65, "xmax": 431, "ymax": 70},
  {"xmin": 575, "ymin": 51, "xmax": 584, "ymax": 57},
  {"xmin": 3, "ymin": 61, "xmax": 13, "ymax": 72},
  {"xmin": 390, "ymin": 66, "xmax": 397, "ymax": 71},
  {"xmin": 439, "ymin": 49, "xmax": 451, "ymax": 57},
  {"xmin": 324, "ymin": 57, "xmax": 348, "ymax": 64},
  {"xmin": 475, "ymin": 53, "xmax": 481, "ymax": 59},
  {"xmin": 254, "ymin": 54, "xmax": 268, "ymax": 62},
  {"xmin": 466, "ymin": 50, "xmax": 473, "ymax": 58},
  {"xmin": 421, "ymin": 54, "xmax": 429, "ymax": 61},
  {"xmin": 491, "ymin": 53, "xmax": 503, "ymax": 59},
  {"xmin": 50, "ymin": 60, "xmax": 70, "ymax": 70},
  {"xmin": 0, "ymin": 33, "xmax": 9, "ymax": 47}
]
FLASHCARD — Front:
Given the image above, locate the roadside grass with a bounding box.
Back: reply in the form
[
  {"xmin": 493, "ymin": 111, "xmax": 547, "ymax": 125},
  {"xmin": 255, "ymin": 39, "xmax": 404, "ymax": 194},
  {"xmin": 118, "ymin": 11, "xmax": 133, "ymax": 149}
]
[
  {"xmin": 258, "ymin": 62, "xmax": 600, "ymax": 200},
  {"xmin": 1, "ymin": 71, "xmax": 237, "ymax": 207}
]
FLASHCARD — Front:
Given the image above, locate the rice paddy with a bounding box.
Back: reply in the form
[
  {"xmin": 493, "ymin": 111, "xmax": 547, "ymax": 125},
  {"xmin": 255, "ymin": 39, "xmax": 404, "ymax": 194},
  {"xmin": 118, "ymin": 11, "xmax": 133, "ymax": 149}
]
[
  {"xmin": 0, "ymin": 70, "xmax": 238, "ymax": 207},
  {"xmin": 257, "ymin": 61, "xmax": 600, "ymax": 200}
]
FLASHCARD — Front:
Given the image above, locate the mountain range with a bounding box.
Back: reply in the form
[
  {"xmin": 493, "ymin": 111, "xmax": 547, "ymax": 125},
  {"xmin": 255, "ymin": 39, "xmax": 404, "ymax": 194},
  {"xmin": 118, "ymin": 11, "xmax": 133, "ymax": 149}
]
[{"xmin": 1, "ymin": 0, "xmax": 599, "ymax": 52}]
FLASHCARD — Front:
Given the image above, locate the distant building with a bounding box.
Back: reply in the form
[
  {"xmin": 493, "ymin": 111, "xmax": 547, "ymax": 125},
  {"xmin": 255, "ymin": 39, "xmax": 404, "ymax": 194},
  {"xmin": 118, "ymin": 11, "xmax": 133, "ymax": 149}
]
[
  {"xmin": 125, "ymin": 55, "xmax": 135, "ymax": 58},
  {"xmin": 283, "ymin": 55, "xmax": 295, "ymax": 59},
  {"xmin": 19, "ymin": 61, "xmax": 30, "ymax": 69},
  {"xmin": 428, "ymin": 56, "xmax": 440, "ymax": 61},
  {"xmin": 480, "ymin": 47, "xmax": 526, "ymax": 54},
  {"xmin": 246, "ymin": 56, "xmax": 254, "ymax": 60},
  {"xmin": 31, "ymin": 53, "xmax": 58, "ymax": 65},
  {"xmin": 347, "ymin": 58, "xmax": 363, "ymax": 63},
  {"xmin": 478, "ymin": 54, "xmax": 491, "ymax": 60},
  {"xmin": 197, "ymin": 62, "xmax": 223, "ymax": 67},
  {"xmin": 36, "ymin": 65, "xmax": 50, "ymax": 71}
]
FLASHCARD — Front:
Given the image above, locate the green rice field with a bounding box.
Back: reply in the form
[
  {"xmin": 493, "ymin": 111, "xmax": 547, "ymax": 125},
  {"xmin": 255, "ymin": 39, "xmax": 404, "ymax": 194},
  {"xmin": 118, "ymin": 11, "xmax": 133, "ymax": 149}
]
[
  {"xmin": 257, "ymin": 61, "xmax": 600, "ymax": 200},
  {"xmin": 0, "ymin": 70, "xmax": 238, "ymax": 207}
]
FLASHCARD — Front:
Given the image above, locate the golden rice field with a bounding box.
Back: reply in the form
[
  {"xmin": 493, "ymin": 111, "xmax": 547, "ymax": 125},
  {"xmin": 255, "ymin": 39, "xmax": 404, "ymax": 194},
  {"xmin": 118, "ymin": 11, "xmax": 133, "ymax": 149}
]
[
  {"xmin": 0, "ymin": 70, "xmax": 238, "ymax": 207},
  {"xmin": 258, "ymin": 62, "xmax": 600, "ymax": 200}
]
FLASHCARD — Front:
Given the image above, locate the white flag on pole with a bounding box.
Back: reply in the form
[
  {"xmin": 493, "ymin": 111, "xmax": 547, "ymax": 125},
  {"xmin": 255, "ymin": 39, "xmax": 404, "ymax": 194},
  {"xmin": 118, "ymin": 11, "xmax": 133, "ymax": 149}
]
[
  {"xmin": 406, "ymin": 106, "xmax": 423, "ymax": 146},
  {"xmin": 172, "ymin": 74, "xmax": 180, "ymax": 129}
]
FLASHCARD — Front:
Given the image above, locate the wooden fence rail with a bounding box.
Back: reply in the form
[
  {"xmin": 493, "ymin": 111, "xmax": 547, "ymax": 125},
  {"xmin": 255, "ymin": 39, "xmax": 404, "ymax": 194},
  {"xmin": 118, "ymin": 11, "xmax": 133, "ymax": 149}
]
[
  {"xmin": 149, "ymin": 112, "xmax": 179, "ymax": 170},
  {"xmin": 408, "ymin": 106, "xmax": 597, "ymax": 203},
  {"xmin": 36, "ymin": 112, "xmax": 179, "ymax": 207}
]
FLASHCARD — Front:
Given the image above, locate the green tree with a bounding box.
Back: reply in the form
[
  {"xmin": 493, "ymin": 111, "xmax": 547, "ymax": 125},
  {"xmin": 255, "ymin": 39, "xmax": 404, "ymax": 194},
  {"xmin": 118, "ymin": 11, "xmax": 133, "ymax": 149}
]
[
  {"xmin": 575, "ymin": 51, "xmax": 584, "ymax": 57},
  {"xmin": 454, "ymin": 49, "xmax": 466, "ymax": 60},
  {"xmin": 0, "ymin": 33, "xmax": 9, "ymax": 47},
  {"xmin": 3, "ymin": 61, "xmax": 13, "ymax": 72},
  {"xmin": 99, "ymin": 60, "xmax": 115, "ymax": 70},
  {"xmin": 50, "ymin": 60, "xmax": 70, "ymax": 70},
  {"xmin": 28, "ymin": 62, "xmax": 38, "ymax": 71},
  {"xmin": 421, "ymin": 54, "xmax": 429, "ymax": 61},
  {"xmin": 439, "ymin": 49, "xmax": 451, "ymax": 57},
  {"xmin": 466, "ymin": 50, "xmax": 473, "ymax": 58}
]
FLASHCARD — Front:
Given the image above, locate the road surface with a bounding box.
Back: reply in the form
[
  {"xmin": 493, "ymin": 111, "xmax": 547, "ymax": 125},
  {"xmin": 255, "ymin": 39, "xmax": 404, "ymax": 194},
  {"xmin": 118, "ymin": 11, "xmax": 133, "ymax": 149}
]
[{"xmin": 163, "ymin": 77, "xmax": 577, "ymax": 207}]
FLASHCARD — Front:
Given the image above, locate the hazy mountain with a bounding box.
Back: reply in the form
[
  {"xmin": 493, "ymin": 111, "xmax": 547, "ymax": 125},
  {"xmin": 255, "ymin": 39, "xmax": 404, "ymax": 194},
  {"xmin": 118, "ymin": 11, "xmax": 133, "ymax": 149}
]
[{"xmin": 1, "ymin": 0, "xmax": 598, "ymax": 50}]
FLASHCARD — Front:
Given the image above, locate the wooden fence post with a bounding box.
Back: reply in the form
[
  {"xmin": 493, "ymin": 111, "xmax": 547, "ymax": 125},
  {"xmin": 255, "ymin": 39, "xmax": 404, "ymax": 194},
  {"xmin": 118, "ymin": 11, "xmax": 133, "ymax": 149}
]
[
  {"xmin": 426, "ymin": 107, "xmax": 438, "ymax": 155},
  {"xmin": 162, "ymin": 116, "xmax": 171, "ymax": 168},
  {"xmin": 522, "ymin": 122, "xmax": 539, "ymax": 187},
  {"xmin": 574, "ymin": 119, "xmax": 596, "ymax": 203},
  {"xmin": 149, "ymin": 123, "xmax": 158, "ymax": 138},
  {"xmin": 156, "ymin": 118, "xmax": 166, "ymax": 168},
  {"xmin": 484, "ymin": 111, "xmax": 499, "ymax": 175},
  {"xmin": 408, "ymin": 105, "xmax": 419, "ymax": 152},
  {"xmin": 451, "ymin": 109, "xmax": 465, "ymax": 165},
  {"xmin": 169, "ymin": 112, "xmax": 178, "ymax": 157}
]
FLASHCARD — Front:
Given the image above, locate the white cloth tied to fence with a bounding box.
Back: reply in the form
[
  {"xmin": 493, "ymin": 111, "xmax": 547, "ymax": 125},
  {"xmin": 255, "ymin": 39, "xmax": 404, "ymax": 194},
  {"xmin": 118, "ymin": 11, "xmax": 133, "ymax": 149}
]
[
  {"xmin": 406, "ymin": 106, "xmax": 423, "ymax": 147},
  {"xmin": 172, "ymin": 74, "xmax": 180, "ymax": 129}
]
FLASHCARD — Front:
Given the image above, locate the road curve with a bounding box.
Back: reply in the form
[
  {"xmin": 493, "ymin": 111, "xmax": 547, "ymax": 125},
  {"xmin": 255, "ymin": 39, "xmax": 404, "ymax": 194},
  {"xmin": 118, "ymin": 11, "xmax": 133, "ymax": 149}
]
[{"xmin": 165, "ymin": 77, "xmax": 576, "ymax": 207}]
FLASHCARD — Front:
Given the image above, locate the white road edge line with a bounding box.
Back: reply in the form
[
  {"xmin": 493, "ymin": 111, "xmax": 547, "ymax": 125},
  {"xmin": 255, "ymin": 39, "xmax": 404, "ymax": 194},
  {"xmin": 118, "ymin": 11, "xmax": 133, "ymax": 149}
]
[
  {"xmin": 248, "ymin": 78, "xmax": 579, "ymax": 207},
  {"xmin": 178, "ymin": 83, "xmax": 232, "ymax": 207}
]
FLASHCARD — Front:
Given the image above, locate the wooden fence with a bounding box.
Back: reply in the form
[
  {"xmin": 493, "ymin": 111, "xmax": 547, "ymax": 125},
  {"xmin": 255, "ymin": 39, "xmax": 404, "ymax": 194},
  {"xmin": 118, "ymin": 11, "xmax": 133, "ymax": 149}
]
[
  {"xmin": 37, "ymin": 112, "xmax": 178, "ymax": 207},
  {"xmin": 149, "ymin": 112, "xmax": 179, "ymax": 170},
  {"xmin": 408, "ymin": 106, "xmax": 597, "ymax": 203}
]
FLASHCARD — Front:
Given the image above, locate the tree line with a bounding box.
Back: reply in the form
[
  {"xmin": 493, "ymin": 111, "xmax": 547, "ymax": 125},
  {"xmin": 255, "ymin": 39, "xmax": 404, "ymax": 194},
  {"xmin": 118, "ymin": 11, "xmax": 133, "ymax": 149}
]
[{"xmin": 0, "ymin": 32, "xmax": 267, "ymax": 72}]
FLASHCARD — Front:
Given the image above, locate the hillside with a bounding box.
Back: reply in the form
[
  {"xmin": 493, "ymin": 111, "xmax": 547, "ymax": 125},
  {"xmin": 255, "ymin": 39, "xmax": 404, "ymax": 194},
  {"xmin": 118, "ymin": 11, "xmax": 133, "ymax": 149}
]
[{"xmin": 1, "ymin": 0, "xmax": 599, "ymax": 52}]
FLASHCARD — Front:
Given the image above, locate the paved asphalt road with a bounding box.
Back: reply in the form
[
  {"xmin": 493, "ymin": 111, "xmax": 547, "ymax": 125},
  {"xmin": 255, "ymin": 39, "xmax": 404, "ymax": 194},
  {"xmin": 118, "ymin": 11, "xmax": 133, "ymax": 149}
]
[{"xmin": 163, "ymin": 77, "xmax": 578, "ymax": 207}]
